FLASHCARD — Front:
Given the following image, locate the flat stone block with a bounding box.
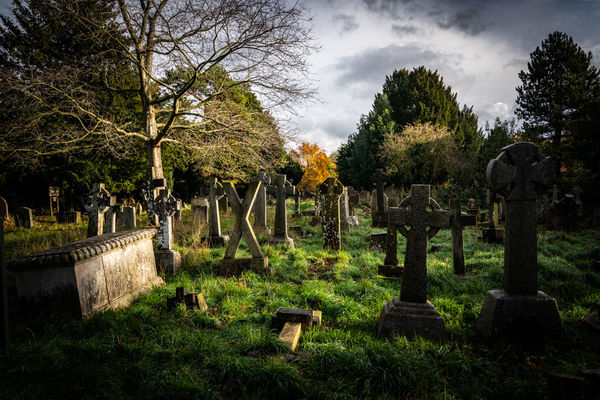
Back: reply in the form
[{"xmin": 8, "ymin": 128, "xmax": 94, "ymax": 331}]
[
  {"xmin": 476, "ymin": 290, "xmax": 565, "ymax": 340},
  {"xmin": 369, "ymin": 232, "xmax": 387, "ymax": 252},
  {"xmin": 279, "ymin": 322, "xmax": 302, "ymax": 350},
  {"xmin": 269, "ymin": 236, "xmax": 295, "ymax": 248},
  {"xmin": 377, "ymin": 298, "xmax": 446, "ymax": 341},
  {"xmin": 201, "ymin": 235, "xmax": 229, "ymax": 247},
  {"xmin": 218, "ymin": 257, "xmax": 272, "ymax": 276},
  {"xmin": 378, "ymin": 264, "xmax": 404, "ymax": 278},
  {"xmin": 481, "ymin": 227, "xmax": 504, "ymax": 244},
  {"xmin": 271, "ymin": 307, "xmax": 315, "ymax": 331},
  {"xmin": 155, "ymin": 249, "xmax": 182, "ymax": 275}
]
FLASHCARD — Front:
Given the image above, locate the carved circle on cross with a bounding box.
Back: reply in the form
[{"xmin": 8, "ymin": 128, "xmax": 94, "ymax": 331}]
[
  {"xmin": 85, "ymin": 183, "xmax": 111, "ymax": 213},
  {"xmin": 396, "ymin": 193, "xmax": 443, "ymax": 240}
]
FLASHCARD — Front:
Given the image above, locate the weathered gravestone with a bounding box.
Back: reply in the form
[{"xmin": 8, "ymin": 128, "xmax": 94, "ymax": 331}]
[
  {"xmin": 172, "ymin": 199, "xmax": 183, "ymax": 224},
  {"xmin": 267, "ymin": 174, "xmax": 295, "ymax": 247},
  {"xmin": 271, "ymin": 307, "xmax": 322, "ymax": 350},
  {"xmin": 466, "ymin": 198, "xmax": 479, "ymax": 220},
  {"xmin": 57, "ymin": 211, "xmax": 81, "ymax": 224},
  {"xmin": 84, "ymin": 183, "xmax": 111, "ymax": 237},
  {"xmin": 8, "ymin": 229, "xmax": 163, "ymax": 318},
  {"xmin": 377, "ymin": 222, "xmax": 402, "ymax": 278},
  {"xmin": 476, "ymin": 142, "xmax": 564, "ymax": 339},
  {"xmin": 369, "ymin": 232, "xmax": 387, "ymax": 252},
  {"xmin": 481, "ymin": 190, "xmax": 504, "ymax": 244},
  {"xmin": 449, "ymin": 199, "xmax": 477, "ymax": 275},
  {"xmin": 340, "ymin": 187, "xmax": 359, "ymax": 231},
  {"xmin": 15, "ymin": 207, "xmax": 34, "ymax": 229},
  {"xmin": 293, "ymin": 189, "xmax": 301, "ymax": 218},
  {"xmin": 119, "ymin": 206, "xmax": 136, "ymax": 228},
  {"xmin": 347, "ymin": 186, "xmax": 359, "ymax": 216},
  {"xmin": 371, "ymin": 169, "xmax": 390, "ymax": 227},
  {"xmin": 190, "ymin": 195, "xmax": 209, "ymax": 226},
  {"xmin": 251, "ymin": 172, "xmax": 271, "ymax": 234},
  {"xmin": 48, "ymin": 186, "xmax": 59, "ymax": 216},
  {"xmin": 103, "ymin": 196, "xmax": 119, "ymax": 234},
  {"xmin": 377, "ymin": 184, "xmax": 451, "ymax": 340},
  {"xmin": 218, "ymin": 181, "xmax": 271, "ymax": 275},
  {"xmin": 319, "ymin": 177, "xmax": 344, "ymax": 250},
  {"xmin": 202, "ymin": 177, "xmax": 229, "ymax": 247},
  {"xmin": 147, "ymin": 186, "xmax": 181, "ymax": 274},
  {"xmin": 0, "ymin": 196, "xmax": 8, "ymax": 221}
]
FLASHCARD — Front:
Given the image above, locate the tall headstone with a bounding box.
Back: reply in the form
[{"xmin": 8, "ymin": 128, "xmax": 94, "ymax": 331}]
[
  {"xmin": 219, "ymin": 181, "xmax": 270, "ymax": 275},
  {"xmin": 15, "ymin": 207, "xmax": 34, "ymax": 229},
  {"xmin": 251, "ymin": 172, "xmax": 271, "ymax": 234},
  {"xmin": 319, "ymin": 177, "xmax": 344, "ymax": 250},
  {"xmin": 372, "ymin": 169, "xmax": 390, "ymax": 227},
  {"xmin": 477, "ymin": 142, "xmax": 564, "ymax": 339},
  {"xmin": 149, "ymin": 187, "xmax": 181, "ymax": 274},
  {"xmin": 481, "ymin": 190, "xmax": 504, "ymax": 244},
  {"xmin": 103, "ymin": 196, "xmax": 119, "ymax": 234},
  {"xmin": 347, "ymin": 187, "xmax": 359, "ymax": 216},
  {"xmin": 449, "ymin": 199, "xmax": 477, "ymax": 275},
  {"xmin": 202, "ymin": 177, "xmax": 229, "ymax": 246},
  {"xmin": 339, "ymin": 187, "xmax": 351, "ymax": 232},
  {"xmin": 190, "ymin": 195, "xmax": 209, "ymax": 225},
  {"xmin": 377, "ymin": 184, "xmax": 451, "ymax": 340},
  {"xmin": 84, "ymin": 183, "xmax": 111, "ymax": 237},
  {"xmin": 267, "ymin": 174, "xmax": 295, "ymax": 248},
  {"xmin": 120, "ymin": 206, "xmax": 137, "ymax": 228}
]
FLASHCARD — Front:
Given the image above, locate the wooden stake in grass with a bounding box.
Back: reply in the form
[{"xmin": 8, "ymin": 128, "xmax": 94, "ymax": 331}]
[{"xmin": 271, "ymin": 307, "xmax": 322, "ymax": 351}]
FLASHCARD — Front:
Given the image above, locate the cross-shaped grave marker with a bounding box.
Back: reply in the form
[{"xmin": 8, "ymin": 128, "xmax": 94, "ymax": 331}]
[
  {"xmin": 477, "ymin": 142, "xmax": 564, "ymax": 339},
  {"xmin": 318, "ymin": 177, "xmax": 344, "ymax": 250},
  {"xmin": 202, "ymin": 176, "xmax": 229, "ymax": 246},
  {"xmin": 251, "ymin": 171, "xmax": 271, "ymax": 234},
  {"xmin": 377, "ymin": 184, "xmax": 451, "ymax": 340},
  {"xmin": 371, "ymin": 169, "xmax": 390, "ymax": 227},
  {"xmin": 449, "ymin": 199, "xmax": 477, "ymax": 275},
  {"xmin": 271, "ymin": 307, "xmax": 322, "ymax": 351},
  {"xmin": 377, "ymin": 223, "xmax": 402, "ymax": 277},
  {"xmin": 84, "ymin": 183, "xmax": 111, "ymax": 238},
  {"xmin": 267, "ymin": 174, "xmax": 295, "ymax": 247},
  {"xmin": 219, "ymin": 181, "xmax": 271, "ymax": 275}
]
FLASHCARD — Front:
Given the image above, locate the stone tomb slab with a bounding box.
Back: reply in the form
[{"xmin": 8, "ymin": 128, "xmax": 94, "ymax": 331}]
[{"xmin": 8, "ymin": 229, "xmax": 163, "ymax": 318}]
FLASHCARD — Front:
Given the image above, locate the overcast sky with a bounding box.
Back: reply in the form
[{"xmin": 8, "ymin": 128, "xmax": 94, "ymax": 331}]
[
  {"xmin": 0, "ymin": 0, "xmax": 598, "ymax": 154},
  {"xmin": 291, "ymin": 0, "xmax": 600, "ymax": 153}
]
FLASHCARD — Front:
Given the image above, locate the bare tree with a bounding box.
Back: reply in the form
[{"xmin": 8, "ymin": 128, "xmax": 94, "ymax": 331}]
[{"xmin": 0, "ymin": 0, "xmax": 316, "ymax": 180}]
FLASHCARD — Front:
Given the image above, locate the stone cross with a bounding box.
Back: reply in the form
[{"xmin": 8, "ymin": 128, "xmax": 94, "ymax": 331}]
[
  {"xmin": 103, "ymin": 196, "xmax": 119, "ymax": 234},
  {"xmin": 203, "ymin": 176, "xmax": 229, "ymax": 246},
  {"xmin": 84, "ymin": 183, "xmax": 111, "ymax": 238},
  {"xmin": 251, "ymin": 171, "xmax": 271, "ymax": 233},
  {"xmin": 319, "ymin": 177, "xmax": 344, "ymax": 250},
  {"xmin": 149, "ymin": 188, "xmax": 179, "ymax": 250},
  {"xmin": 371, "ymin": 169, "xmax": 390, "ymax": 227},
  {"xmin": 486, "ymin": 142, "xmax": 555, "ymax": 294},
  {"xmin": 389, "ymin": 184, "xmax": 451, "ymax": 303},
  {"xmin": 449, "ymin": 199, "xmax": 477, "ymax": 275},
  {"xmin": 267, "ymin": 174, "xmax": 295, "ymax": 247},
  {"xmin": 219, "ymin": 181, "xmax": 270, "ymax": 274}
]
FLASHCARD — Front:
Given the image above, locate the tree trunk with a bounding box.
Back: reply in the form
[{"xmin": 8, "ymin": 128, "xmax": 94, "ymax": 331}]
[{"xmin": 145, "ymin": 105, "xmax": 164, "ymax": 181}]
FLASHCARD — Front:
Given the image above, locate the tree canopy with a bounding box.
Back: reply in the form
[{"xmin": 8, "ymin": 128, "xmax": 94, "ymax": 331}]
[{"xmin": 291, "ymin": 142, "xmax": 336, "ymax": 192}]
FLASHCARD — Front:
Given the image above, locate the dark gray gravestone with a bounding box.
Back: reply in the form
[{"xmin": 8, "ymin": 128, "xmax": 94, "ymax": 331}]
[
  {"xmin": 84, "ymin": 183, "xmax": 111, "ymax": 237},
  {"xmin": 347, "ymin": 186, "xmax": 359, "ymax": 216},
  {"xmin": 319, "ymin": 177, "xmax": 344, "ymax": 250},
  {"xmin": 202, "ymin": 177, "xmax": 229, "ymax": 246},
  {"xmin": 477, "ymin": 142, "xmax": 564, "ymax": 339},
  {"xmin": 377, "ymin": 184, "xmax": 451, "ymax": 340},
  {"xmin": 449, "ymin": 199, "xmax": 477, "ymax": 275},
  {"xmin": 15, "ymin": 207, "xmax": 34, "ymax": 229},
  {"xmin": 149, "ymin": 188, "xmax": 181, "ymax": 274},
  {"xmin": 371, "ymin": 169, "xmax": 390, "ymax": 227},
  {"xmin": 267, "ymin": 174, "xmax": 295, "ymax": 247},
  {"xmin": 369, "ymin": 232, "xmax": 387, "ymax": 252},
  {"xmin": 103, "ymin": 196, "xmax": 119, "ymax": 234},
  {"xmin": 377, "ymin": 223, "xmax": 402, "ymax": 277},
  {"xmin": 219, "ymin": 181, "xmax": 270, "ymax": 275},
  {"xmin": 481, "ymin": 190, "xmax": 504, "ymax": 243},
  {"xmin": 57, "ymin": 211, "xmax": 81, "ymax": 224},
  {"xmin": 120, "ymin": 206, "xmax": 137, "ymax": 228},
  {"xmin": 190, "ymin": 196, "xmax": 208, "ymax": 225},
  {"xmin": 251, "ymin": 172, "xmax": 271, "ymax": 234}
]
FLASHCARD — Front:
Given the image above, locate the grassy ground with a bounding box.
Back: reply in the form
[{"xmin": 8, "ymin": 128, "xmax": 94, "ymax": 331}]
[{"xmin": 1, "ymin": 202, "xmax": 599, "ymax": 399}]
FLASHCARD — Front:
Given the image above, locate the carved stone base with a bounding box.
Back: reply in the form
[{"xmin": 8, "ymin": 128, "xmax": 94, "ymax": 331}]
[
  {"xmin": 155, "ymin": 249, "xmax": 182, "ymax": 275},
  {"xmin": 201, "ymin": 235, "xmax": 230, "ymax": 247},
  {"xmin": 476, "ymin": 290, "xmax": 564, "ymax": 339},
  {"xmin": 218, "ymin": 257, "xmax": 272, "ymax": 276},
  {"xmin": 269, "ymin": 236, "xmax": 295, "ymax": 248},
  {"xmin": 377, "ymin": 298, "xmax": 446, "ymax": 341},
  {"xmin": 377, "ymin": 264, "xmax": 404, "ymax": 277},
  {"xmin": 481, "ymin": 227, "xmax": 504, "ymax": 244}
]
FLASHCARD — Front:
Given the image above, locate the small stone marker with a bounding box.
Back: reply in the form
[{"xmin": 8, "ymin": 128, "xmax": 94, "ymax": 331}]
[
  {"xmin": 202, "ymin": 177, "xmax": 229, "ymax": 246},
  {"xmin": 377, "ymin": 223, "xmax": 402, "ymax": 277},
  {"xmin": 251, "ymin": 172, "xmax": 271, "ymax": 234},
  {"xmin": 481, "ymin": 190, "xmax": 504, "ymax": 243},
  {"xmin": 167, "ymin": 286, "xmax": 207, "ymax": 311},
  {"xmin": 120, "ymin": 206, "xmax": 136, "ymax": 228},
  {"xmin": 84, "ymin": 183, "xmax": 111, "ymax": 237},
  {"xmin": 369, "ymin": 232, "xmax": 387, "ymax": 252},
  {"xmin": 476, "ymin": 142, "xmax": 564, "ymax": 339},
  {"xmin": 449, "ymin": 199, "xmax": 477, "ymax": 275},
  {"xmin": 191, "ymin": 195, "xmax": 209, "ymax": 225},
  {"xmin": 377, "ymin": 184, "xmax": 451, "ymax": 340},
  {"xmin": 288, "ymin": 225, "xmax": 306, "ymax": 238},
  {"xmin": 57, "ymin": 211, "xmax": 81, "ymax": 224},
  {"xmin": 267, "ymin": 174, "xmax": 295, "ymax": 247},
  {"xmin": 148, "ymin": 187, "xmax": 181, "ymax": 274},
  {"xmin": 371, "ymin": 169, "xmax": 390, "ymax": 227},
  {"xmin": 219, "ymin": 181, "xmax": 270, "ymax": 275},
  {"xmin": 466, "ymin": 198, "xmax": 478, "ymax": 220},
  {"xmin": 103, "ymin": 196, "xmax": 119, "ymax": 234},
  {"xmin": 15, "ymin": 207, "xmax": 34, "ymax": 229},
  {"xmin": 271, "ymin": 307, "xmax": 322, "ymax": 350},
  {"xmin": 319, "ymin": 177, "xmax": 344, "ymax": 250}
]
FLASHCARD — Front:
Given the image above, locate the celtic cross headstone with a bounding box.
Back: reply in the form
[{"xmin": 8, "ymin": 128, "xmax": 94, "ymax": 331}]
[
  {"xmin": 371, "ymin": 169, "xmax": 390, "ymax": 227},
  {"xmin": 84, "ymin": 183, "xmax": 111, "ymax": 238},
  {"xmin": 148, "ymin": 187, "xmax": 181, "ymax": 274}
]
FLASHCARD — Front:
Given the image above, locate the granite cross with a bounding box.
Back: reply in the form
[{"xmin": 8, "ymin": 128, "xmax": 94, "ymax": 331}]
[
  {"xmin": 150, "ymin": 188, "xmax": 179, "ymax": 250},
  {"xmin": 267, "ymin": 174, "xmax": 295, "ymax": 247},
  {"xmin": 251, "ymin": 171, "xmax": 271, "ymax": 233},
  {"xmin": 84, "ymin": 183, "xmax": 111, "ymax": 238},
  {"xmin": 203, "ymin": 176, "xmax": 229, "ymax": 246},
  {"xmin": 486, "ymin": 142, "xmax": 555, "ymax": 294},
  {"xmin": 389, "ymin": 184, "xmax": 451, "ymax": 303},
  {"xmin": 449, "ymin": 199, "xmax": 476, "ymax": 275},
  {"xmin": 319, "ymin": 177, "xmax": 344, "ymax": 250}
]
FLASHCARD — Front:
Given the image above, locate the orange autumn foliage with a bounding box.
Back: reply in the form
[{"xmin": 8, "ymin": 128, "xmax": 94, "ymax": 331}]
[{"xmin": 291, "ymin": 142, "xmax": 336, "ymax": 191}]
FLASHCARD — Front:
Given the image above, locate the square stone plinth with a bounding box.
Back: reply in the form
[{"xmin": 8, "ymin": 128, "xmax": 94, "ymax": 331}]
[
  {"xmin": 218, "ymin": 257, "xmax": 272, "ymax": 276},
  {"xmin": 378, "ymin": 264, "xmax": 404, "ymax": 278},
  {"xmin": 8, "ymin": 229, "xmax": 163, "ymax": 318},
  {"xmin": 377, "ymin": 298, "xmax": 446, "ymax": 341},
  {"xmin": 155, "ymin": 249, "xmax": 182, "ymax": 275},
  {"xmin": 476, "ymin": 290, "xmax": 564, "ymax": 340},
  {"xmin": 481, "ymin": 228, "xmax": 504, "ymax": 244}
]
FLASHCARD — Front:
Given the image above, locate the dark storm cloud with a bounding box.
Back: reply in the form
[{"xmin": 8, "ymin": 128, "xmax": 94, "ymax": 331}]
[
  {"xmin": 332, "ymin": 14, "xmax": 360, "ymax": 33},
  {"xmin": 434, "ymin": 8, "xmax": 485, "ymax": 35}
]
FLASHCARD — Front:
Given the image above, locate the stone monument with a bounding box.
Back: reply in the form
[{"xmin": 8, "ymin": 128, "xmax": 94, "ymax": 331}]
[
  {"xmin": 319, "ymin": 177, "xmax": 344, "ymax": 250},
  {"xmin": 371, "ymin": 169, "xmax": 390, "ymax": 227},
  {"xmin": 267, "ymin": 174, "xmax": 295, "ymax": 247},
  {"xmin": 449, "ymin": 199, "xmax": 477, "ymax": 275},
  {"xmin": 15, "ymin": 207, "xmax": 34, "ymax": 229},
  {"xmin": 202, "ymin": 177, "xmax": 229, "ymax": 246},
  {"xmin": 84, "ymin": 183, "xmax": 111, "ymax": 237},
  {"xmin": 148, "ymin": 186, "xmax": 181, "ymax": 274},
  {"xmin": 251, "ymin": 172, "xmax": 271, "ymax": 234}
]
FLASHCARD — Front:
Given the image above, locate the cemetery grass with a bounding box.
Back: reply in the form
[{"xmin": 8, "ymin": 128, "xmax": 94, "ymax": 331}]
[{"xmin": 2, "ymin": 204, "xmax": 600, "ymax": 399}]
